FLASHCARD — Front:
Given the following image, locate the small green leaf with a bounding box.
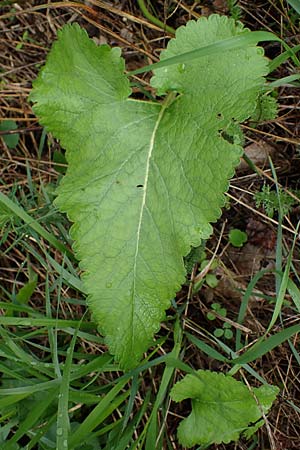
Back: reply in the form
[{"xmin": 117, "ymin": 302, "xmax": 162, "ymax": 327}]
[
  {"xmin": 170, "ymin": 370, "xmax": 279, "ymax": 447},
  {"xmin": 212, "ymin": 303, "xmax": 227, "ymax": 317},
  {"xmin": 205, "ymin": 273, "xmax": 218, "ymax": 288},
  {"xmin": 229, "ymin": 228, "xmax": 248, "ymax": 247},
  {"xmin": 53, "ymin": 151, "xmax": 68, "ymax": 174},
  {"xmin": 210, "ymin": 259, "xmax": 219, "ymax": 270},
  {"xmin": 192, "ymin": 278, "xmax": 204, "ymax": 293},
  {"xmin": 218, "ymin": 307, "xmax": 227, "ymax": 317},
  {"xmin": 213, "ymin": 328, "xmax": 224, "ymax": 338},
  {"xmin": 199, "ymin": 259, "xmax": 209, "ymax": 271},
  {"xmin": 206, "ymin": 311, "xmax": 216, "ymax": 321},
  {"xmin": 211, "ymin": 302, "xmax": 221, "ymax": 311},
  {"xmin": 16, "ymin": 273, "xmax": 38, "ymax": 304},
  {"xmin": 0, "ymin": 120, "xmax": 19, "ymax": 149},
  {"xmin": 255, "ymin": 184, "xmax": 296, "ymax": 218},
  {"xmin": 223, "ymin": 328, "xmax": 233, "ymax": 339}
]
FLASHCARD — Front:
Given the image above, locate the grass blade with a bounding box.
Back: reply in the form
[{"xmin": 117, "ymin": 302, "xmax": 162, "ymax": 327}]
[
  {"xmin": 68, "ymin": 378, "xmax": 129, "ymax": 449},
  {"xmin": 0, "ymin": 379, "xmax": 61, "ymax": 395},
  {"xmin": 0, "ymin": 316, "xmax": 94, "ymax": 329},
  {"xmin": 231, "ymin": 324, "xmax": 300, "ymax": 365},
  {"xmin": 287, "ymin": 278, "xmax": 300, "ymax": 312},
  {"xmin": 3, "ymin": 389, "xmax": 58, "ymax": 449},
  {"xmin": 129, "ymin": 30, "xmax": 281, "ymax": 76},
  {"xmin": 287, "ymin": 0, "xmax": 300, "ymax": 14},
  {"xmin": 0, "ymin": 192, "xmax": 73, "ymax": 259},
  {"xmin": 186, "ymin": 332, "xmax": 229, "ymax": 362},
  {"xmin": 56, "ymin": 326, "xmax": 79, "ymax": 449},
  {"xmin": 269, "ymin": 44, "xmax": 300, "ymax": 72},
  {"xmin": 235, "ymin": 269, "xmax": 273, "ymax": 352}
]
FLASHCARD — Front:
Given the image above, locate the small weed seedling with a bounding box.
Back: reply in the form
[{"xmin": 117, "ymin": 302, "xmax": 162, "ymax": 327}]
[
  {"xmin": 255, "ymin": 183, "xmax": 298, "ymax": 218},
  {"xmin": 186, "ymin": 246, "xmax": 220, "ymax": 293},
  {"xmin": 207, "ymin": 302, "xmax": 234, "ymax": 340},
  {"xmin": 229, "ymin": 228, "xmax": 248, "ymax": 247}
]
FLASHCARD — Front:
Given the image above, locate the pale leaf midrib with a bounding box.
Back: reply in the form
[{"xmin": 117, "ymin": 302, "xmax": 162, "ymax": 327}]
[{"xmin": 129, "ymin": 98, "xmax": 171, "ymax": 352}]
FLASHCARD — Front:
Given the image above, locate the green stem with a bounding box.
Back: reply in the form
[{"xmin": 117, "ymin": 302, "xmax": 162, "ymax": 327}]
[{"xmin": 137, "ymin": 0, "xmax": 175, "ymax": 35}]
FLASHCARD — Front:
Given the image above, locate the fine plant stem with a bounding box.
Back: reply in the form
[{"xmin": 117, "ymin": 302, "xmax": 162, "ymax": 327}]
[{"xmin": 136, "ymin": 0, "xmax": 175, "ymax": 35}]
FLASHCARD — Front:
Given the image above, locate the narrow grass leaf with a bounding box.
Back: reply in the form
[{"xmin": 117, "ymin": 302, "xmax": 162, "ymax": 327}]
[
  {"xmin": 186, "ymin": 332, "xmax": 229, "ymax": 362},
  {"xmin": 22, "ymin": 241, "xmax": 84, "ymax": 293},
  {"xmin": 0, "ymin": 420, "xmax": 19, "ymax": 446},
  {"xmin": 45, "ymin": 275, "xmax": 61, "ymax": 378},
  {"xmin": 231, "ymin": 324, "xmax": 300, "ymax": 365},
  {"xmin": 69, "ymin": 354, "xmax": 113, "ymax": 381},
  {"xmin": 287, "ymin": 0, "xmax": 300, "ymax": 14},
  {"xmin": 3, "ymin": 389, "xmax": 57, "ymax": 448},
  {"xmin": 0, "ymin": 393, "xmax": 30, "ymax": 409},
  {"xmin": 287, "ymin": 400, "xmax": 300, "ymax": 414},
  {"xmin": 268, "ymin": 74, "xmax": 300, "ymax": 88},
  {"xmin": 0, "ymin": 379, "xmax": 61, "ymax": 395},
  {"xmin": 269, "ymin": 44, "xmax": 300, "ymax": 72},
  {"xmin": 69, "ymin": 390, "xmax": 104, "ymax": 405},
  {"xmin": 68, "ymin": 379, "xmax": 129, "ymax": 449},
  {"xmin": 0, "ymin": 192, "xmax": 73, "ymax": 259},
  {"xmin": 271, "ymin": 158, "xmax": 283, "ymax": 298},
  {"xmin": 0, "ymin": 317, "xmax": 94, "ymax": 329},
  {"xmin": 25, "ymin": 415, "xmax": 57, "ymax": 450},
  {"xmin": 129, "ymin": 30, "xmax": 280, "ymax": 76},
  {"xmin": 73, "ymin": 391, "xmax": 130, "ymax": 448},
  {"xmin": 0, "ymin": 327, "xmax": 54, "ymax": 379},
  {"xmin": 164, "ymin": 356, "xmax": 195, "ymax": 375},
  {"xmin": 287, "ymin": 278, "xmax": 300, "ymax": 312},
  {"xmin": 0, "ymin": 359, "xmax": 32, "ymax": 381},
  {"xmin": 112, "ymin": 391, "xmax": 151, "ymax": 450},
  {"xmin": 121, "ymin": 373, "xmax": 139, "ymax": 432},
  {"xmin": 287, "ymin": 338, "xmax": 300, "ymax": 365},
  {"xmin": 145, "ymin": 356, "xmax": 178, "ymax": 449},
  {"xmin": 145, "ymin": 318, "xmax": 182, "ymax": 449},
  {"xmin": 2, "ymin": 301, "xmax": 30, "ymax": 316},
  {"xmin": 56, "ymin": 326, "xmax": 79, "ymax": 450},
  {"xmin": 235, "ymin": 269, "xmax": 272, "ymax": 351},
  {"xmin": 265, "ymin": 198, "xmax": 299, "ymax": 334},
  {"xmin": 45, "ymin": 252, "xmax": 85, "ymax": 293}
]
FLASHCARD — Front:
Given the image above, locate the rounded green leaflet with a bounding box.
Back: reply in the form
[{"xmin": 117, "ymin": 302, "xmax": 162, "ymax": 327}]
[
  {"xmin": 170, "ymin": 370, "xmax": 279, "ymax": 447},
  {"xmin": 229, "ymin": 228, "xmax": 248, "ymax": 247},
  {"xmin": 31, "ymin": 16, "xmax": 269, "ymax": 369}
]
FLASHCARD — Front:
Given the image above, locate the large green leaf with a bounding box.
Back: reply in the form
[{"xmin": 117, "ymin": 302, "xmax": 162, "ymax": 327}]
[
  {"xmin": 170, "ymin": 370, "xmax": 279, "ymax": 447},
  {"xmin": 31, "ymin": 16, "xmax": 268, "ymax": 369}
]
